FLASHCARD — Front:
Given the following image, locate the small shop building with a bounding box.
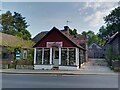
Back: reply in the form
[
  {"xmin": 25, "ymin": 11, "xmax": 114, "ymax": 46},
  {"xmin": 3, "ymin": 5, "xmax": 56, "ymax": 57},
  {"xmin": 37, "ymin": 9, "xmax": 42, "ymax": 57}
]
[
  {"xmin": 0, "ymin": 32, "xmax": 34, "ymax": 69},
  {"xmin": 33, "ymin": 26, "xmax": 87, "ymax": 70}
]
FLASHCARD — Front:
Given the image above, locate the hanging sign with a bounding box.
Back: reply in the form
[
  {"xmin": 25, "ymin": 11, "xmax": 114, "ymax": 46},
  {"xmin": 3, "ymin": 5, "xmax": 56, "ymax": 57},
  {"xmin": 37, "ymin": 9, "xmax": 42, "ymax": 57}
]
[
  {"xmin": 16, "ymin": 50, "xmax": 21, "ymax": 60},
  {"xmin": 47, "ymin": 42, "xmax": 63, "ymax": 48}
]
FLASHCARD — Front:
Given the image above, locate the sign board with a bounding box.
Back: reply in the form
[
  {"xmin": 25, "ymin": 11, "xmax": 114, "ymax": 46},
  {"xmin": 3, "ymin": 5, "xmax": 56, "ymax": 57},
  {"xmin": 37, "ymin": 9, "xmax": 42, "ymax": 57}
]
[
  {"xmin": 16, "ymin": 50, "xmax": 21, "ymax": 60},
  {"xmin": 47, "ymin": 42, "xmax": 63, "ymax": 48}
]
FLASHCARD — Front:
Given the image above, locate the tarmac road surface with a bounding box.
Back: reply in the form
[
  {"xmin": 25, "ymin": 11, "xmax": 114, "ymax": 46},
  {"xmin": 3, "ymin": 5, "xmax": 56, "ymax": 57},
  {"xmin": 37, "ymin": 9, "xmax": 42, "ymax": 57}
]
[{"xmin": 2, "ymin": 74, "xmax": 118, "ymax": 88}]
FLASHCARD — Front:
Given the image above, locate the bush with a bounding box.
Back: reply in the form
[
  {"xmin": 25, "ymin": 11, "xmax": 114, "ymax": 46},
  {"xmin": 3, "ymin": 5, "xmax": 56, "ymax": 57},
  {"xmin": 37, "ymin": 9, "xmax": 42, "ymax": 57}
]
[
  {"xmin": 16, "ymin": 60, "xmax": 33, "ymax": 65},
  {"xmin": 112, "ymin": 55, "xmax": 120, "ymax": 61}
]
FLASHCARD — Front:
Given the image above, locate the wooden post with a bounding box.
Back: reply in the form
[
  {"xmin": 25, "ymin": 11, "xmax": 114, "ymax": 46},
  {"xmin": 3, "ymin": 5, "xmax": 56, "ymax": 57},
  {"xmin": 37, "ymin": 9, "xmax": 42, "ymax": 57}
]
[
  {"xmin": 59, "ymin": 48, "xmax": 61, "ymax": 65},
  {"xmin": 76, "ymin": 48, "xmax": 79, "ymax": 66},
  {"xmin": 50, "ymin": 48, "xmax": 52, "ymax": 64},
  {"xmin": 67, "ymin": 48, "xmax": 69, "ymax": 65},
  {"xmin": 42, "ymin": 48, "xmax": 44, "ymax": 64},
  {"xmin": 34, "ymin": 48, "xmax": 36, "ymax": 64}
]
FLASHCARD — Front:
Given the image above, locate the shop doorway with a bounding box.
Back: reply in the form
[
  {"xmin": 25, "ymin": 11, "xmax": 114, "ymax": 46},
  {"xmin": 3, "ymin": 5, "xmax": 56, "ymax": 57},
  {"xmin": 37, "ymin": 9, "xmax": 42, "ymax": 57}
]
[{"xmin": 53, "ymin": 48, "xmax": 59, "ymax": 68}]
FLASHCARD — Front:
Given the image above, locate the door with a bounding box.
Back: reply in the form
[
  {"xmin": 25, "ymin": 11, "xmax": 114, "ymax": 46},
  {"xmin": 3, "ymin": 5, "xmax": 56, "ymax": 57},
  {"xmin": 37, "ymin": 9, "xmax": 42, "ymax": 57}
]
[{"xmin": 53, "ymin": 48, "xmax": 59, "ymax": 68}]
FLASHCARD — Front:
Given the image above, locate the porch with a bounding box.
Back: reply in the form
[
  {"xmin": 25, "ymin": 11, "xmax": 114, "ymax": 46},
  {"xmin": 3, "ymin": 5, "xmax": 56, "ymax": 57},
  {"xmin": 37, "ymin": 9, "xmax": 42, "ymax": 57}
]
[{"xmin": 34, "ymin": 47, "xmax": 85, "ymax": 70}]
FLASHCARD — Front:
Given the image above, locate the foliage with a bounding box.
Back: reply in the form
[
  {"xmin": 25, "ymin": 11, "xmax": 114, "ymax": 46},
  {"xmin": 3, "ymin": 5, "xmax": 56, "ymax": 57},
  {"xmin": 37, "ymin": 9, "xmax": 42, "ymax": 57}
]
[
  {"xmin": 98, "ymin": 6, "xmax": 120, "ymax": 40},
  {"xmin": 104, "ymin": 6, "xmax": 120, "ymax": 33},
  {"xmin": 81, "ymin": 30, "xmax": 105, "ymax": 46},
  {"xmin": 16, "ymin": 60, "xmax": 33, "ymax": 65},
  {"xmin": 98, "ymin": 26, "xmax": 109, "ymax": 40},
  {"xmin": 69, "ymin": 28, "xmax": 77, "ymax": 35},
  {"xmin": 2, "ymin": 46, "xmax": 14, "ymax": 59},
  {"xmin": 106, "ymin": 46, "xmax": 113, "ymax": 61},
  {"xmin": 0, "ymin": 11, "xmax": 31, "ymax": 40},
  {"xmin": 112, "ymin": 54, "xmax": 120, "ymax": 61},
  {"xmin": 26, "ymin": 49, "xmax": 34, "ymax": 61},
  {"xmin": 81, "ymin": 6, "xmax": 120, "ymax": 46},
  {"xmin": 106, "ymin": 46, "xmax": 113, "ymax": 66},
  {"xmin": 0, "ymin": 11, "xmax": 15, "ymax": 35}
]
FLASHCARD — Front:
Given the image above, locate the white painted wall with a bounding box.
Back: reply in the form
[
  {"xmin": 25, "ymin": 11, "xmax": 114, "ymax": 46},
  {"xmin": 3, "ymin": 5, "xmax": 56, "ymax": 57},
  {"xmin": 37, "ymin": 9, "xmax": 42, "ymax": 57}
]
[
  {"xmin": 34, "ymin": 48, "xmax": 36, "ymax": 64},
  {"xmin": 34, "ymin": 65, "xmax": 53, "ymax": 70},
  {"xmin": 59, "ymin": 66, "xmax": 79, "ymax": 70},
  {"xmin": 42, "ymin": 48, "xmax": 44, "ymax": 64},
  {"xmin": 59, "ymin": 48, "xmax": 61, "ymax": 65},
  {"xmin": 34, "ymin": 65, "xmax": 79, "ymax": 70},
  {"xmin": 50, "ymin": 48, "xmax": 52, "ymax": 64}
]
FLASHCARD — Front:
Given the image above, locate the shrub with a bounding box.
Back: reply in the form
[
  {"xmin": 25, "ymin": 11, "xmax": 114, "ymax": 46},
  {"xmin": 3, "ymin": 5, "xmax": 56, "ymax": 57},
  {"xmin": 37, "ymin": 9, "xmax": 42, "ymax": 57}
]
[{"xmin": 112, "ymin": 55, "xmax": 120, "ymax": 61}]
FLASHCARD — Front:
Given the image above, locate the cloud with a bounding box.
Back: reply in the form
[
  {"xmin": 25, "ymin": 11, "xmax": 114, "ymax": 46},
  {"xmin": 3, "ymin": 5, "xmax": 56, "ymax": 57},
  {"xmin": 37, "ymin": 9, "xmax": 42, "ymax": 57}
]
[
  {"xmin": 2, "ymin": 0, "xmax": 120, "ymax": 2},
  {"xmin": 1, "ymin": 8, "xmax": 9, "ymax": 13},
  {"xmin": 83, "ymin": 2, "xmax": 100, "ymax": 10},
  {"xmin": 84, "ymin": 11, "xmax": 105, "ymax": 27},
  {"xmin": 83, "ymin": 2, "xmax": 117, "ymax": 11},
  {"xmin": 83, "ymin": 2, "xmax": 118, "ymax": 27}
]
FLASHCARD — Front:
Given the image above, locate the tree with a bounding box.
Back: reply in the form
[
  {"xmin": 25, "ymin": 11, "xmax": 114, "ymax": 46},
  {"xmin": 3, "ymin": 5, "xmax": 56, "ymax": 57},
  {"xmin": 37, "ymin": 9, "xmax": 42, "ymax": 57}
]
[
  {"xmin": 72, "ymin": 29, "xmax": 77, "ymax": 35},
  {"xmin": 69, "ymin": 28, "xmax": 77, "ymax": 35},
  {"xmin": 103, "ymin": 6, "xmax": 120, "ymax": 35},
  {"xmin": 97, "ymin": 6, "xmax": 120, "ymax": 46},
  {"xmin": 13, "ymin": 12, "xmax": 31, "ymax": 40},
  {"xmin": 97, "ymin": 33, "xmax": 106, "ymax": 46},
  {"xmin": 0, "ymin": 11, "xmax": 31, "ymax": 40},
  {"xmin": 81, "ymin": 30, "xmax": 105, "ymax": 46},
  {"xmin": 104, "ymin": 6, "xmax": 120, "ymax": 26},
  {"xmin": 82, "ymin": 31, "xmax": 87, "ymax": 36},
  {"xmin": 82, "ymin": 31, "xmax": 97, "ymax": 45},
  {"xmin": 0, "ymin": 11, "xmax": 16, "ymax": 35},
  {"xmin": 13, "ymin": 12, "xmax": 28, "ymax": 31},
  {"xmin": 98, "ymin": 25, "xmax": 110, "ymax": 43}
]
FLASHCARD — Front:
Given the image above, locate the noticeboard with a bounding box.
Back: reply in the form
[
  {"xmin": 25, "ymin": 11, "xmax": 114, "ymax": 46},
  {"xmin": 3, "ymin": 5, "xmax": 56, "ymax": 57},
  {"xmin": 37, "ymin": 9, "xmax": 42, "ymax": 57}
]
[{"xmin": 16, "ymin": 50, "xmax": 21, "ymax": 60}]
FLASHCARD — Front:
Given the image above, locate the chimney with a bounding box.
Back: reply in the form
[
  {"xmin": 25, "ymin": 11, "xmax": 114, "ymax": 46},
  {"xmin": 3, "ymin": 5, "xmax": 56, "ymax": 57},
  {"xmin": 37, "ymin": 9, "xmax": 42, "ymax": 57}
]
[{"xmin": 64, "ymin": 26, "xmax": 69, "ymax": 35}]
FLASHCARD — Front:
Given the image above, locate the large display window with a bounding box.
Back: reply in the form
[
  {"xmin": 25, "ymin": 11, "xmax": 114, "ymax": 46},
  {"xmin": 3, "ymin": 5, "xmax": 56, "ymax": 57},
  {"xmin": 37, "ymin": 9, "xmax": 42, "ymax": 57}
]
[
  {"xmin": 44, "ymin": 48, "xmax": 50, "ymax": 65},
  {"xmin": 69, "ymin": 48, "xmax": 76, "ymax": 65},
  {"xmin": 36, "ymin": 48, "xmax": 42, "ymax": 64},
  {"xmin": 61, "ymin": 48, "xmax": 67, "ymax": 65}
]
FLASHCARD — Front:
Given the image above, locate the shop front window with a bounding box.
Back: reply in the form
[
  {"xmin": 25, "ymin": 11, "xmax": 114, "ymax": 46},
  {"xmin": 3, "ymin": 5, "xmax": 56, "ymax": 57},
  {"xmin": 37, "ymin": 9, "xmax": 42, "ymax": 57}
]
[
  {"xmin": 61, "ymin": 48, "xmax": 67, "ymax": 65},
  {"xmin": 69, "ymin": 48, "xmax": 76, "ymax": 65},
  {"xmin": 80, "ymin": 50, "xmax": 84, "ymax": 64},
  {"xmin": 23, "ymin": 50, "xmax": 27, "ymax": 59},
  {"xmin": 43, "ymin": 48, "xmax": 50, "ymax": 65},
  {"xmin": 36, "ymin": 48, "xmax": 42, "ymax": 64}
]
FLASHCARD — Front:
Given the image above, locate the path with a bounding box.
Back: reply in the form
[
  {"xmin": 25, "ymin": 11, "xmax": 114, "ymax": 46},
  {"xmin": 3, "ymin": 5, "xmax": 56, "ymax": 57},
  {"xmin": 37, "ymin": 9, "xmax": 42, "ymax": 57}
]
[{"xmin": 79, "ymin": 58, "xmax": 115, "ymax": 74}]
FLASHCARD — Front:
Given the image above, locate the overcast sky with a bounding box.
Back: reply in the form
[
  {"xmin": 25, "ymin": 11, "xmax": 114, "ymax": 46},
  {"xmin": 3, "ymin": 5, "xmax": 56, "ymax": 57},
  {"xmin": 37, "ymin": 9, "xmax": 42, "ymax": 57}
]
[{"xmin": 2, "ymin": 2, "xmax": 119, "ymax": 38}]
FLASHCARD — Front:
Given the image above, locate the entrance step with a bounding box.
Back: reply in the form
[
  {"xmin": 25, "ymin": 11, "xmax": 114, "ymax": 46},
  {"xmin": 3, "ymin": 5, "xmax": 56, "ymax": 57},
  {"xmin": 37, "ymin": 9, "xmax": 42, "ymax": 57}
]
[{"xmin": 51, "ymin": 67, "xmax": 59, "ymax": 70}]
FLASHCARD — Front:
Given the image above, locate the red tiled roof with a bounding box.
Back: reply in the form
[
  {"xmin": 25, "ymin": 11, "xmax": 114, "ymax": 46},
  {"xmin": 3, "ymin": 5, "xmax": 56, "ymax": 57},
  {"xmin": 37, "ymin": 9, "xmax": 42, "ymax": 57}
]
[
  {"xmin": 61, "ymin": 31, "xmax": 87, "ymax": 48},
  {"xmin": 33, "ymin": 27, "xmax": 87, "ymax": 50}
]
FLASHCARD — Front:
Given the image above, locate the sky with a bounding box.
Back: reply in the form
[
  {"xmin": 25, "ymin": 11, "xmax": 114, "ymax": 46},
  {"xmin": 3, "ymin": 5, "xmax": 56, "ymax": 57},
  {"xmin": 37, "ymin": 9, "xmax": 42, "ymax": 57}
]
[{"xmin": 1, "ymin": 1, "xmax": 119, "ymax": 38}]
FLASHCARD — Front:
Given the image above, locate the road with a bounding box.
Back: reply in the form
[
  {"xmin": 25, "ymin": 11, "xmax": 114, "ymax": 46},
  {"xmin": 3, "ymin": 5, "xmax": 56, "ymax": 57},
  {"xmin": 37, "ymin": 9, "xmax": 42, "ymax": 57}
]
[{"xmin": 2, "ymin": 74, "xmax": 118, "ymax": 88}]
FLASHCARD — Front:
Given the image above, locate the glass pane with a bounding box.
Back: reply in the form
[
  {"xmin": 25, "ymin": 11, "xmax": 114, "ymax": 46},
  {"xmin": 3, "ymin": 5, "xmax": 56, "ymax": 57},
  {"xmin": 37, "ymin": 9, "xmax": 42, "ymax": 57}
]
[
  {"xmin": 61, "ymin": 48, "xmax": 67, "ymax": 65},
  {"xmin": 69, "ymin": 48, "xmax": 76, "ymax": 65},
  {"xmin": 36, "ymin": 48, "xmax": 42, "ymax": 64},
  {"xmin": 23, "ymin": 50, "xmax": 27, "ymax": 59},
  {"xmin": 55, "ymin": 50, "xmax": 59, "ymax": 59},
  {"xmin": 80, "ymin": 50, "xmax": 84, "ymax": 64},
  {"xmin": 44, "ymin": 48, "xmax": 50, "ymax": 65}
]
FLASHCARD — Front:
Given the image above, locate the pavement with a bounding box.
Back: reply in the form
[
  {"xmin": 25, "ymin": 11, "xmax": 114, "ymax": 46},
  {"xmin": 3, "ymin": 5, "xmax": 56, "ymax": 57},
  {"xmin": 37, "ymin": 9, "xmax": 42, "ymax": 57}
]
[{"xmin": 0, "ymin": 59, "xmax": 119, "ymax": 75}]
